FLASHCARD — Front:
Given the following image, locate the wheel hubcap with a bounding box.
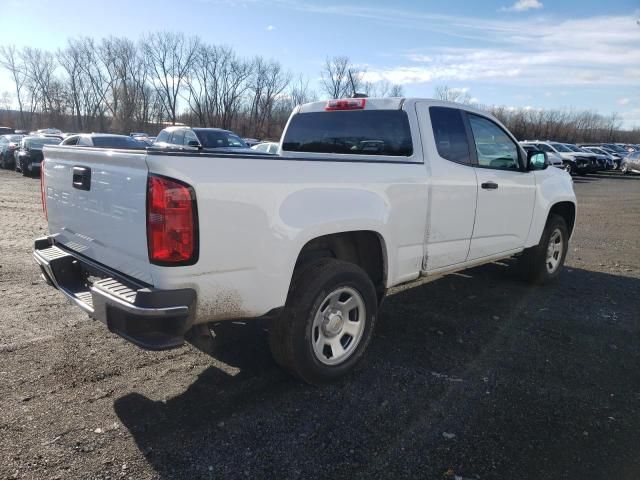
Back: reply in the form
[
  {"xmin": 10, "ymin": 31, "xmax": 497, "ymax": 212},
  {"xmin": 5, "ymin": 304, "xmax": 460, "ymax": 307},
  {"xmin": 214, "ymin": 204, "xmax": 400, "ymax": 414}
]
[
  {"xmin": 545, "ymin": 229, "xmax": 563, "ymax": 274},
  {"xmin": 312, "ymin": 287, "xmax": 366, "ymax": 365}
]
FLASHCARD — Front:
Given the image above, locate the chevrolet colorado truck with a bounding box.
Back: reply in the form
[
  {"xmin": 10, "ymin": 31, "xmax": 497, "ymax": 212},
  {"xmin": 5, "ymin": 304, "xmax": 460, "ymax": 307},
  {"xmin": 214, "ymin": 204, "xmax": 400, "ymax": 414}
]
[{"xmin": 34, "ymin": 98, "xmax": 577, "ymax": 384}]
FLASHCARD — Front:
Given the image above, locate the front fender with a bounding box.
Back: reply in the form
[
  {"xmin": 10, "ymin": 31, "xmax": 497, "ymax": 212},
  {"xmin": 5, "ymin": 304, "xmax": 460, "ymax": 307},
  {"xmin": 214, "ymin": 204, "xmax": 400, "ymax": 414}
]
[{"xmin": 525, "ymin": 168, "xmax": 577, "ymax": 247}]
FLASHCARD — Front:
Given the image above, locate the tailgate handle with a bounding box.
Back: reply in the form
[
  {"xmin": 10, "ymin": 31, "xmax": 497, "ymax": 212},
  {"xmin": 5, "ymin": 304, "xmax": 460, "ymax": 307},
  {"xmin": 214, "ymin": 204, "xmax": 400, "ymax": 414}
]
[{"xmin": 72, "ymin": 166, "xmax": 91, "ymax": 191}]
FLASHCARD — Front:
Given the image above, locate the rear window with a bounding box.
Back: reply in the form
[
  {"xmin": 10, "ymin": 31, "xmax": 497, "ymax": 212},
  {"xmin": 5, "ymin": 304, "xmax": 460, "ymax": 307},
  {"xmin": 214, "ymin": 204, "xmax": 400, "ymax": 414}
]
[
  {"xmin": 282, "ymin": 110, "xmax": 413, "ymax": 157},
  {"xmin": 429, "ymin": 107, "xmax": 471, "ymax": 164},
  {"xmin": 92, "ymin": 136, "xmax": 145, "ymax": 149}
]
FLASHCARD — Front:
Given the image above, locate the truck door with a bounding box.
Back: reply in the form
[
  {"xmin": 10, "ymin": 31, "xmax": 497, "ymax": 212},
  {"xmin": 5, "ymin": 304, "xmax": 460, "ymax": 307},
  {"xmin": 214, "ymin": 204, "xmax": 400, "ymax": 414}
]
[
  {"xmin": 415, "ymin": 103, "xmax": 478, "ymax": 271},
  {"xmin": 463, "ymin": 112, "xmax": 536, "ymax": 260}
]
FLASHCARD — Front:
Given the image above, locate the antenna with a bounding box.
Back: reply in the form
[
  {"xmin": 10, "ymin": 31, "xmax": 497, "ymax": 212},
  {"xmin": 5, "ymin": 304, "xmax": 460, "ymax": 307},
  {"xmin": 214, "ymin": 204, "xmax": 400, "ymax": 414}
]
[{"xmin": 348, "ymin": 70, "xmax": 367, "ymax": 99}]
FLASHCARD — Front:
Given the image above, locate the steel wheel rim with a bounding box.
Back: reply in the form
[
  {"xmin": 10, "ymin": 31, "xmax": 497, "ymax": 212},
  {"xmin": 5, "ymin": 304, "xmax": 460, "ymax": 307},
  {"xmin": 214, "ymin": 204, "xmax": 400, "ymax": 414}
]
[
  {"xmin": 311, "ymin": 286, "xmax": 366, "ymax": 366},
  {"xmin": 545, "ymin": 228, "xmax": 563, "ymax": 274}
]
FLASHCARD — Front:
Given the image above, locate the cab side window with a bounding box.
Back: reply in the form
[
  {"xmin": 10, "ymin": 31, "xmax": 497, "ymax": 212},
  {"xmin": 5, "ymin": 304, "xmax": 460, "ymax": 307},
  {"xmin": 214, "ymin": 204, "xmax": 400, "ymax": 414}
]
[
  {"xmin": 429, "ymin": 107, "xmax": 471, "ymax": 165},
  {"xmin": 183, "ymin": 130, "xmax": 199, "ymax": 146},
  {"xmin": 467, "ymin": 114, "xmax": 520, "ymax": 170},
  {"xmin": 170, "ymin": 129, "xmax": 185, "ymax": 145}
]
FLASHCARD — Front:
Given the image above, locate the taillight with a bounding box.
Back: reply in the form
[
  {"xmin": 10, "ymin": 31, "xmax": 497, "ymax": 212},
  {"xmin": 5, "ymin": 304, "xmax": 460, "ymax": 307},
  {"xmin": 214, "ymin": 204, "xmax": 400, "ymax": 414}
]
[
  {"xmin": 325, "ymin": 98, "xmax": 366, "ymax": 111},
  {"xmin": 147, "ymin": 175, "xmax": 198, "ymax": 265},
  {"xmin": 40, "ymin": 160, "xmax": 47, "ymax": 220}
]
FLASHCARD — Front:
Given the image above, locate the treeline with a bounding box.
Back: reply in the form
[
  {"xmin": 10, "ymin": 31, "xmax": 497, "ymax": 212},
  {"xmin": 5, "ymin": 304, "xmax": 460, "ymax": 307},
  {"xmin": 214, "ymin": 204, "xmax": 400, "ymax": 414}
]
[
  {"xmin": 0, "ymin": 32, "xmax": 637, "ymax": 143},
  {"xmin": 490, "ymin": 107, "xmax": 639, "ymax": 144},
  {"xmin": 434, "ymin": 86, "xmax": 639, "ymax": 144},
  {"xmin": 0, "ymin": 33, "xmax": 401, "ymax": 139}
]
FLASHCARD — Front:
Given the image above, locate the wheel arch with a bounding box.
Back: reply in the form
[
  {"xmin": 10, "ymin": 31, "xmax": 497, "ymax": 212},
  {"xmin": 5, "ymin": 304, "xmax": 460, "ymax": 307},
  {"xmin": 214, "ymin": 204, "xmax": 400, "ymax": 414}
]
[
  {"xmin": 292, "ymin": 230, "xmax": 388, "ymax": 303},
  {"xmin": 549, "ymin": 201, "xmax": 576, "ymax": 239}
]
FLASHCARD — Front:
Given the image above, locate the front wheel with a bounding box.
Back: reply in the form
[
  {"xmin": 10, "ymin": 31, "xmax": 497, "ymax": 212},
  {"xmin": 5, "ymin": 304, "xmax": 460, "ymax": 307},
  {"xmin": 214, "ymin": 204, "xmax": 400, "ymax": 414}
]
[
  {"xmin": 621, "ymin": 164, "xmax": 629, "ymax": 175},
  {"xmin": 268, "ymin": 259, "xmax": 378, "ymax": 384},
  {"xmin": 519, "ymin": 214, "xmax": 569, "ymax": 285}
]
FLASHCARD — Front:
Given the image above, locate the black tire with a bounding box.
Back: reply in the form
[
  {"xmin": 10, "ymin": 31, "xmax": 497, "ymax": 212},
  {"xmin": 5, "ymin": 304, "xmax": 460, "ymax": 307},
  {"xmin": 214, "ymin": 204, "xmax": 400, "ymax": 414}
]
[
  {"xmin": 564, "ymin": 163, "xmax": 573, "ymax": 175},
  {"xmin": 519, "ymin": 214, "xmax": 569, "ymax": 285},
  {"xmin": 21, "ymin": 162, "xmax": 30, "ymax": 177},
  {"xmin": 0, "ymin": 154, "xmax": 5, "ymax": 169},
  {"xmin": 268, "ymin": 258, "xmax": 378, "ymax": 385}
]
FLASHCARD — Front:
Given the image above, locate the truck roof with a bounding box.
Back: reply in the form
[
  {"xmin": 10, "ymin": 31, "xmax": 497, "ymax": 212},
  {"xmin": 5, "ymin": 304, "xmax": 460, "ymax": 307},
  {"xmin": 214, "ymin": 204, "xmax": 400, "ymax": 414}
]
[{"xmin": 296, "ymin": 97, "xmax": 496, "ymax": 120}]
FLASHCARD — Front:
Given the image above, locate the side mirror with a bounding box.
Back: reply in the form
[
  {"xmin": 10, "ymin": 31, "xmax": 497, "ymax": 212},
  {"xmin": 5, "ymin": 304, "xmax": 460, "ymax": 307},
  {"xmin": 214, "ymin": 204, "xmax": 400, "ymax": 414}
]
[
  {"xmin": 187, "ymin": 140, "xmax": 200, "ymax": 148},
  {"xmin": 527, "ymin": 150, "xmax": 548, "ymax": 171}
]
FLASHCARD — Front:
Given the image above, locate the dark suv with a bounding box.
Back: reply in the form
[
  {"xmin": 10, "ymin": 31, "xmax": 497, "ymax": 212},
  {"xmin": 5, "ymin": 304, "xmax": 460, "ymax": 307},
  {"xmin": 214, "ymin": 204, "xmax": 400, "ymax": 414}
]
[
  {"xmin": 15, "ymin": 136, "xmax": 61, "ymax": 176},
  {"xmin": 152, "ymin": 126, "xmax": 253, "ymax": 153}
]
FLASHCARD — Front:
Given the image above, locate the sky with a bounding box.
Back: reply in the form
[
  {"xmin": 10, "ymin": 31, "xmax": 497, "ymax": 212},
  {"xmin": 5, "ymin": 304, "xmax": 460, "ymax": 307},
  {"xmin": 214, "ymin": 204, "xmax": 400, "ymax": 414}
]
[{"xmin": 1, "ymin": 0, "xmax": 639, "ymax": 127}]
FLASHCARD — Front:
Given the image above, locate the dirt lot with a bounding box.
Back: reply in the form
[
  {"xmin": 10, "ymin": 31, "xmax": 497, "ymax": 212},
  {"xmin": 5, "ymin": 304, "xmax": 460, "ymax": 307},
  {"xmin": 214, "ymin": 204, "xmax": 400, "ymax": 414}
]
[{"xmin": 1, "ymin": 169, "xmax": 639, "ymax": 480}]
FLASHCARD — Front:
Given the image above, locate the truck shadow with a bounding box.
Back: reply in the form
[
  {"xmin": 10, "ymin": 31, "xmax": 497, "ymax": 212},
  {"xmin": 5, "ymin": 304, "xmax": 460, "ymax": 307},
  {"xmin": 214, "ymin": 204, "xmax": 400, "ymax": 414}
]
[{"xmin": 114, "ymin": 263, "xmax": 640, "ymax": 479}]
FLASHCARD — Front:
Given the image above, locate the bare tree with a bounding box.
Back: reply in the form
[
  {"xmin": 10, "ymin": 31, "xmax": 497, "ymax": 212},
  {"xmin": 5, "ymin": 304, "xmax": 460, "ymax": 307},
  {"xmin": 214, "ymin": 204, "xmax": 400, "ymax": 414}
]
[
  {"xmin": 389, "ymin": 84, "xmax": 404, "ymax": 97},
  {"xmin": 320, "ymin": 56, "xmax": 364, "ymax": 99},
  {"xmin": 0, "ymin": 45, "xmax": 28, "ymax": 128},
  {"xmin": 143, "ymin": 32, "xmax": 200, "ymax": 125},
  {"xmin": 434, "ymin": 85, "xmax": 472, "ymax": 104}
]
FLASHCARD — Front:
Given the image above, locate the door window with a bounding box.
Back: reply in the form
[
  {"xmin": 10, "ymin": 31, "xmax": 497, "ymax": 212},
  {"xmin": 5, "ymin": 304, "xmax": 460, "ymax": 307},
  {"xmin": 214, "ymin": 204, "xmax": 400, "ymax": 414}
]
[
  {"xmin": 170, "ymin": 129, "xmax": 185, "ymax": 145},
  {"xmin": 467, "ymin": 114, "xmax": 520, "ymax": 170},
  {"xmin": 183, "ymin": 130, "xmax": 199, "ymax": 146},
  {"xmin": 429, "ymin": 107, "xmax": 471, "ymax": 165}
]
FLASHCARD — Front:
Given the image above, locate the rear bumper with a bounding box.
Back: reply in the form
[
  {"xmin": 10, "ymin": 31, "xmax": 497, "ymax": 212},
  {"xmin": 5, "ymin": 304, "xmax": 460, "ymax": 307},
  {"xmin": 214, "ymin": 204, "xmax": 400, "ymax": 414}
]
[{"xmin": 33, "ymin": 237, "xmax": 196, "ymax": 350}]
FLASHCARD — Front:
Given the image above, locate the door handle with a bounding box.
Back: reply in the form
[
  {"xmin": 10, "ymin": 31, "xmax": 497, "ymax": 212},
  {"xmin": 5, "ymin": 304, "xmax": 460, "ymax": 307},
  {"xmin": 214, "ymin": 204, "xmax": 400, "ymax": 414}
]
[
  {"xmin": 72, "ymin": 166, "xmax": 91, "ymax": 191},
  {"xmin": 481, "ymin": 181, "xmax": 499, "ymax": 190}
]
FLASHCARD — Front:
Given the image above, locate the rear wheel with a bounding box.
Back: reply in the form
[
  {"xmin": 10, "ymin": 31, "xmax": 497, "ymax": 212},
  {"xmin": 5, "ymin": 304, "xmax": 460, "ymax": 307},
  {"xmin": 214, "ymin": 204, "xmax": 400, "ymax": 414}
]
[
  {"xmin": 564, "ymin": 163, "xmax": 573, "ymax": 175},
  {"xmin": 519, "ymin": 214, "xmax": 569, "ymax": 285},
  {"xmin": 621, "ymin": 164, "xmax": 629, "ymax": 175},
  {"xmin": 268, "ymin": 259, "xmax": 377, "ymax": 384}
]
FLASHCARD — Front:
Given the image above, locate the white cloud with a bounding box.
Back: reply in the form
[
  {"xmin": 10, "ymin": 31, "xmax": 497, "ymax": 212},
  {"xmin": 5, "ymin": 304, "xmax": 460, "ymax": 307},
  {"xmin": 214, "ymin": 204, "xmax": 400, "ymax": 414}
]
[
  {"xmin": 499, "ymin": 0, "xmax": 543, "ymax": 12},
  {"xmin": 266, "ymin": 25, "xmax": 276, "ymax": 31},
  {"xmin": 617, "ymin": 97, "xmax": 631, "ymax": 106},
  {"xmin": 356, "ymin": 14, "xmax": 640, "ymax": 88}
]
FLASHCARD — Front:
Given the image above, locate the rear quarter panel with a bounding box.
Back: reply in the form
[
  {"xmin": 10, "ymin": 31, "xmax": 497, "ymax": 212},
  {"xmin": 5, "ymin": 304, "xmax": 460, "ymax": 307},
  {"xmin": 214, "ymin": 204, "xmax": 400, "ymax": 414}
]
[{"xmin": 145, "ymin": 153, "xmax": 428, "ymax": 323}]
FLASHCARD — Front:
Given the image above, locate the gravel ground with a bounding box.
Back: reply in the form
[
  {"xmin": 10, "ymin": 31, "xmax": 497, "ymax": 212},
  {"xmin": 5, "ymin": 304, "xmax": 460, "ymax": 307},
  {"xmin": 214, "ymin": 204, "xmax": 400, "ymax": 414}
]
[{"xmin": 1, "ymin": 169, "xmax": 639, "ymax": 480}]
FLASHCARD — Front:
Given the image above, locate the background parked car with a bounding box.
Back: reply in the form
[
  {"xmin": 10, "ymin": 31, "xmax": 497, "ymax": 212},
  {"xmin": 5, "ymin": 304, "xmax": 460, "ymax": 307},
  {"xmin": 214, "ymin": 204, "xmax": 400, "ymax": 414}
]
[
  {"xmin": 243, "ymin": 138, "xmax": 261, "ymax": 147},
  {"xmin": 152, "ymin": 126, "xmax": 253, "ymax": 152},
  {"xmin": 0, "ymin": 126, "xmax": 15, "ymax": 135},
  {"xmin": 519, "ymin": 142, "xmax": 563, "ymax": 169},
  {"xmin": 523, "ymin": 141, "xmax": 589, "ymax": 175},
  {"xmin": 0, "ymin": 134, "xmax": 24, "ymax": 169},
  {"xmin": 33, "ymin": 128, "xmax": 62, "ymax": 136},
  {"xmin": 580, "ymin": 143, "xmax": 626, "ymax": 169},
  {"xmin": 251, "ymin": 141, "xmax": 279, "ymax": 154},
  {"xmin": 129, "ymin": 132, "xmax": 154, "ymax": 145},
  {"xmin": 621, "ymin": 151, "xmax": 640, "ymax": 174},
  {"xmin": 60, "ymin": 133, "xmax": 147, "ymax": 149},
  {"xmin": 15, "ymin": 136, "xmax": 61, "ymax": 177},
  {"xmin": 562, "ymin": 144, "xmax": 603, "ymax": 171},
  {"xmin": 581, "ymin": 146, "xmax": 616, "ymax": 169}
]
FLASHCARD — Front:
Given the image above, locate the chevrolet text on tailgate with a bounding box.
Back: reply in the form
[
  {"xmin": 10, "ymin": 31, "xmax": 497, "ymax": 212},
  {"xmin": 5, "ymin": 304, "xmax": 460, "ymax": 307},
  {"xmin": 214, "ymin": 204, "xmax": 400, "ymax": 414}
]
[{"xmin": 34, "ymin": 98, "xmax": 577, "ymax": 384}]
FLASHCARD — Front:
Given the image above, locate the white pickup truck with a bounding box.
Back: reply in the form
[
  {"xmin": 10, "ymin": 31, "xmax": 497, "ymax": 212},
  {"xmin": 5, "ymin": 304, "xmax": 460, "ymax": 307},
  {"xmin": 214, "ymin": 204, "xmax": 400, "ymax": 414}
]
[{"xmin": 34, "ymin": 98, "xmax": 576, "ymax": 384}]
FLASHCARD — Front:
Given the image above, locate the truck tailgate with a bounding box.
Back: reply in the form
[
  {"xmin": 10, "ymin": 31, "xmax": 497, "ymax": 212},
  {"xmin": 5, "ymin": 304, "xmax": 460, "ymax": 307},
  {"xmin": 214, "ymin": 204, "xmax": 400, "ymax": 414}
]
[{"xmin": 43, "ymin": 146, "xmax": 153, "ymax": 285}]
